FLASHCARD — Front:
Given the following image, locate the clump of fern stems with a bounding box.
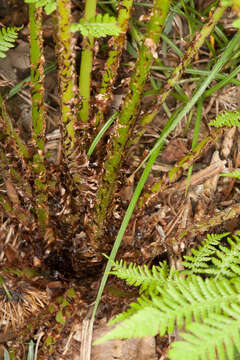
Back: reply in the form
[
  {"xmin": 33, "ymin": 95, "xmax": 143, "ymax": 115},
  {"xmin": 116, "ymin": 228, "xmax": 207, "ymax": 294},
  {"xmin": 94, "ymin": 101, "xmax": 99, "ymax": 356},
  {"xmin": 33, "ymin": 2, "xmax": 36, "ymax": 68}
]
[
  {"xmin": 92, "ymin": 0, "xmax": 171, "ymax": 239},
  {"xmin": 1, "ymin": 0, "xmax": 238, "ymax": 250},
  {"xmin": 95, "ymin": 231, "xmax": 240, "ymax": 360}
]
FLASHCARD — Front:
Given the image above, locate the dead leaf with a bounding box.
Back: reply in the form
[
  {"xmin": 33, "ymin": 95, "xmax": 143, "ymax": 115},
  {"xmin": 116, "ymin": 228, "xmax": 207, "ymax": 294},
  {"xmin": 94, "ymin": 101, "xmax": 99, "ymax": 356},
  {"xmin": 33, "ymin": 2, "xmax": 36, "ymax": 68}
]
[
  {"xmin": 144, "ymin": 38, "xmax": 158, "ymax": 59},
  {"xmin": 221, "ymin": 127, "xmax": 236, "ymax": 159},
  {"xmin": 160, "ymin": 138, "xmax": 188, "ymax": 163},
  {"xmin": 4, "ymin": 178, "xmax": 20, "ymax": 206},
  {"xmin": 204, "ymin": 151, "xmax": 225, "ymax": 194}
]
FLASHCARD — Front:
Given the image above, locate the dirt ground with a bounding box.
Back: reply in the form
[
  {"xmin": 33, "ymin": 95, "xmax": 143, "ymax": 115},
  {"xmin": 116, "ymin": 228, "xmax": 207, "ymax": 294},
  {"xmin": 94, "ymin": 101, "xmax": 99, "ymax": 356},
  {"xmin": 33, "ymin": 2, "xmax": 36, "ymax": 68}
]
[{"xmin": 0, "ymin": 0, "xmax": 239, "ymax": 359}]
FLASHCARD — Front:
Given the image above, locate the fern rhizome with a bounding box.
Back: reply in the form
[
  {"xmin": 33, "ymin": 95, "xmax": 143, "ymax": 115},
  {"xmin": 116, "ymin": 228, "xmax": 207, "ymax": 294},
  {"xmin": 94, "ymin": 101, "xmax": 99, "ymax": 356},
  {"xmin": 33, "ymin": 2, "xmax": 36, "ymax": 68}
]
[{"xmin": 95, "ymin": 231, "xmax": 240, "ymax": 360}]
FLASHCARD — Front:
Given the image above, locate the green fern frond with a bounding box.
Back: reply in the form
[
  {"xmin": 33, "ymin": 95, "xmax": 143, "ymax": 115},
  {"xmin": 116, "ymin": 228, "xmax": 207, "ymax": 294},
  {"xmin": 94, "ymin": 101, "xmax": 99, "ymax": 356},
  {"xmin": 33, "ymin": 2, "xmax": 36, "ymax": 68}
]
[
  {"xmin": 183, "ymin": 233, "xmax": 240, "ymax": 279},
  {"xmin": 71, "ymin": 14, "xmax": 122, "ymax": 38},
  {"xmin": 24, "ymin": 0, "xmax": 56, "ymax": 15},
  {"xmin": 182, "ymin": 233, "xmax": 229, "ymax": 275},
  {"xmin": 169, "ymin": 306, "xmax": 240, "ymax": 360},
  {"xmin": 94, "ymin": 306, "xmax": 162, "ymax": 344},
  {"xmin": 96, "ymin": 232, "xmax": 240, "ymax": 360},
  {"xmin": 0, "ymin": 26, "xmax": 22, "ymax": 58},
  {"xmin": 208, "ymin": 110, "xmax": 240, "ymax": 128},
  {"xmin": 220, "ymin": 169, "xmax": 240, "ymax": 179},
  {"xmin": 208, "ymin": 234, "xmax": 240, "ymax": 279},
  {"xmin": 110, "ymin": 260, "xmax": 170, "ymax": 293},
  {"xmin": 95, "ymin": 276, "xmax": 240, "ymax": 344}
]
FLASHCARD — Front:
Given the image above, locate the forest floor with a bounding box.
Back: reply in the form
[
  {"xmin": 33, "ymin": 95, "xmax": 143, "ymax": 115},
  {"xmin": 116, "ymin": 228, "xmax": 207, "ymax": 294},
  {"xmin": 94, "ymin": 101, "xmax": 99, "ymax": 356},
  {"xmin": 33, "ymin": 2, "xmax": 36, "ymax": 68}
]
[{"xmin": 0, "ymin": 0, "xmax": 239, "ymax": 359}]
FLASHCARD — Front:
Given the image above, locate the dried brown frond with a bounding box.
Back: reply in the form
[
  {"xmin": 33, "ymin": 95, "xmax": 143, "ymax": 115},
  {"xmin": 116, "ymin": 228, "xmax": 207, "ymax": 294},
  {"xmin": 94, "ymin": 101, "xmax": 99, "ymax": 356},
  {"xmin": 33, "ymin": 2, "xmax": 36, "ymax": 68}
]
[{"xmin": 0, "ymin": 274, "xmax": 48, "ymax": 332}]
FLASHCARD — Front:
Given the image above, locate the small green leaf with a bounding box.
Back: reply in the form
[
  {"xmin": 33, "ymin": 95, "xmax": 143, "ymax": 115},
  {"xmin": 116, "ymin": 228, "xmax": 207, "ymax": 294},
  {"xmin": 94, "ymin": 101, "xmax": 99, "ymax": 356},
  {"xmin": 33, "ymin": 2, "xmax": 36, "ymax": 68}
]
[
  {"xmin": 233, "ymin": 18, "xmax": 240, "ymax": 28},
  {"xmin": 44, "ymin": 0, "xmax": 56, "ymax": 14},
  {"xmin": 70, "ymin": 23, "xmax": 80, "ymax": 33},
  {"xmin": 56, "ymin": 310, "xmax": 65, "ymax": 325},
  {"xmin": 71, "ymin": 14, "xmax": 122, "ymax": 38},
  {"xmin": 67, "ymin": 287, "xmax": 75, "ymax": 298},
  {"xmin": 221, "ymin": 0, "xmax": 232, "ymax": 5}
]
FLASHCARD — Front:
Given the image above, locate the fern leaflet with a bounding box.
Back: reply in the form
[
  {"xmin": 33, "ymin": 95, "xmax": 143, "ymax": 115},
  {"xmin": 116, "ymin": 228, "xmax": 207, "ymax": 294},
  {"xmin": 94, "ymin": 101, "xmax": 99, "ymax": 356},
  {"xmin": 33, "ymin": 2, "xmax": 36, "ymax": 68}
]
[
  {"xmin": 0, "ymin": 27, "xmax": 22, "ymax": 58},
  {"xmin": 154, "ymin": 275, "xmax": 240, "ymax": 334},
  {"xmin": 209, "ymin": 234, "xmax": 240, "ymax": 278},
  {"xmin": 209, "ymin": 110, "xmax": 240, "ymax": 128},
  {"xmin": 182, "ymin": 233, "xmax": 229, "ymax": 275},
  {"xmin": 24, "ymin": 0, "xmax": 56, "ymax": 15},
  {"xmin": 183, "ymin": 233, "xmax": 240, "ymax": 278},
  {"xmin": 71, "ymin": 14, "xmax": 122, "ymax": 38},
  {"xmin": 110, "ymin": 259, "xmax": 170, "ymax": 293}
]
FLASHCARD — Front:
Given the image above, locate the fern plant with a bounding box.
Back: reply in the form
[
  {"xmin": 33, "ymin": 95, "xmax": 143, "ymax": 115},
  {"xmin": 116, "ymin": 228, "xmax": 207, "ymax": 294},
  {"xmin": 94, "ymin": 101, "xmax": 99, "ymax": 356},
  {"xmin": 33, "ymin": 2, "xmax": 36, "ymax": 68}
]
[
  {"xmin": 2, "ymin": 0, "xmax": 240, "ymax": 357},
  {"xmin": 208, "ymin": 109, "xmax": 240, "ymax": 128},
  {"xmin": 0, "ymin": 26, "xmax": 22, "ymax": 58},
  {"xmin": 95, "ymin": 232, "xmax": 240, "ymax": 360}
]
